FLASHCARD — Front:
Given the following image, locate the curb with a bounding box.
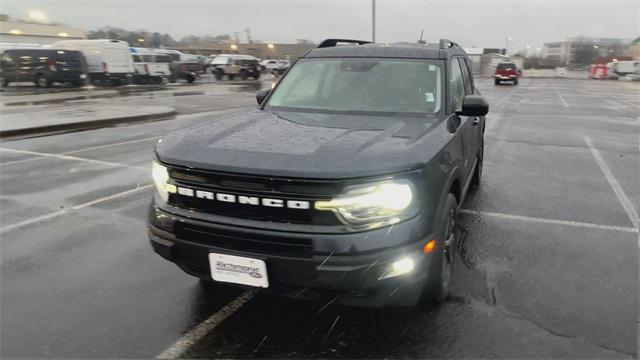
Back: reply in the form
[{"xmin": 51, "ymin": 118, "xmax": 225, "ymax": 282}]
[
  {"xmin": 0, "ymin": 109, "xmax": 177, "ymax": 139},
  {"xmin": 2, "ymin": 88, "xmax": 170, "ymax": 106}
]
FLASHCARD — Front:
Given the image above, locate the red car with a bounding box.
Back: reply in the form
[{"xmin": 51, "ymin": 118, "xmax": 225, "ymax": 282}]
[{"xmin": 494, "ymin": 62, "xmax": 519, "ymax": 85}]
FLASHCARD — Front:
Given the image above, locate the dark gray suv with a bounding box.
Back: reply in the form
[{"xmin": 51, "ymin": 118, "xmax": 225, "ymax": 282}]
[
  {"xmin": 1, "ymin": 49, "xmax": 88, "ymax": 87},
  {"xmin": 148, "ymin": 38, "xmax": 488, "ymax": 307}
]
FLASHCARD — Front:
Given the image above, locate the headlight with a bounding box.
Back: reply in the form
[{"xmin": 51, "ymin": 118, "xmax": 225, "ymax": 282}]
[
  {"xmin": 315, "ymin": 180, "xmax": 417, "ymax": 229},
  {"xmin": 151, "ymin": 161, "xmax": 176, "ymax": 202}
]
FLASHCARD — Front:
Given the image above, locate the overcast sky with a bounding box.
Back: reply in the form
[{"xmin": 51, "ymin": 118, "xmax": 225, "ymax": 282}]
[{"xmin": 2, "ymin": 0, "xmax": 638, "ymax": 50}]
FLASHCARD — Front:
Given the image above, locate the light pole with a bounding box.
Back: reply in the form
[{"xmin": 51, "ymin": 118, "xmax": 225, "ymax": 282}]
[{"xmin": 372, "ymin": 0, "xmax": 376, "ymax": 42}]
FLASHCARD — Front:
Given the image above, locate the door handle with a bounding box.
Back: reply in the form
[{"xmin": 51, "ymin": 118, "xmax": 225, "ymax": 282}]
[{"xmin": 472, "ymin": 117, "xmax": 480, "ymax": 126}]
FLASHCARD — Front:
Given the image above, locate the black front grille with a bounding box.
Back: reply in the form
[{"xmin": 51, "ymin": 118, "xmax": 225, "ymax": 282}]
[
  {"xmin": 166, "ymin": 167, "xmax": 344, "ymax": 225},
  {"xmin": 175, "ymin": 223, "xmax": 313, "ymax": 258}
]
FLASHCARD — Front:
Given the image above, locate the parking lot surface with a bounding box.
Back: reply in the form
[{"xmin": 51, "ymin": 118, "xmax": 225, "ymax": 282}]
[{"xmin": 1, "ymin": 78, "xmax": 638, "ymax": 358}]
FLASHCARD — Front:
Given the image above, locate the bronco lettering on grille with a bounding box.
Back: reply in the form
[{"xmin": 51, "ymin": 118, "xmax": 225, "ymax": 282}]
[{"xmin": 176, "ymin": 186, "xmax": 311, "ymax": 210}]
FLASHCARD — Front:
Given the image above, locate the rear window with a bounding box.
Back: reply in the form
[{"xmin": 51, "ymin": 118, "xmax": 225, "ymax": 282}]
[
  {"xmin": 51, "ymin": 50, "xmax": 82, "ymax": 61},
  {"xmin": 155, "ymin": 55, "xmax": 172, "ymax": 63},
  {"xmin": 211, "ymin": 56, "xmax": 230, "ymax": 65},
  {"xmin": 497, "ymin": 63, "xmax": 516, "ymax": 70}
]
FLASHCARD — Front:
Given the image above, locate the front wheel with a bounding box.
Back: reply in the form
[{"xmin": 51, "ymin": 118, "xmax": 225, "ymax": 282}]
[
  {"xmin": 494, "ymin": 79, "xmax": 500, "ymax": 85},
  {"xmin": 513, "ymin": 79, "xmax": 518, "ymax": 85},
  {"xmin": 421, "ymin": 194, "xmax": 458, "ymax": 306},
  {"xmin": 239, "ymin": 70, "xmax": 248, "ymax": 80},
  {"xmin": 35, "ymin": 74, "xmax": 50, "ymax": 88}
]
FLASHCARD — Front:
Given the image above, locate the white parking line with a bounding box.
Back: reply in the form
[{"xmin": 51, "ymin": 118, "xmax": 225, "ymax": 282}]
[
  {"xmin": 0, "ymin": 108, "xmax": 248, "ymax": 168},
  {"xmin": 0, "ymin": 184, "xmax": 152, "ymax": 234},
  {"xmin": 0, "ymin": 147, "xmax": 148, "ymax": 171},
  {"xmin": 0, "ymin": 136, "xmax": 160, "ymax": 166},
  {"xmin": 555, "ymin": 90, "xmax": 569, "ymax": 108},
  {"xmin": 460, "ymin": 209, "xmax": 638, "ymax": 233},
  {"xmin": 156, "ymin": 291, "xmax": 254, "ymax": 359},
  {"xmin": 583, "ymin": 136, "xmax": 639, "ymax": 227}
]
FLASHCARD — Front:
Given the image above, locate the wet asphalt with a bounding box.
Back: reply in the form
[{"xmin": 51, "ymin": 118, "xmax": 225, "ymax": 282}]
[{"xmin": 0, "ymin": 77, "xmax": 638, "ymax": 358}]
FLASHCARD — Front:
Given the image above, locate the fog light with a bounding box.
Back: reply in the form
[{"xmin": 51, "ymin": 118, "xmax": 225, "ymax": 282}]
[{"xmin": 379, "ymin": 257, "xmax": 415, "ymax": 280}]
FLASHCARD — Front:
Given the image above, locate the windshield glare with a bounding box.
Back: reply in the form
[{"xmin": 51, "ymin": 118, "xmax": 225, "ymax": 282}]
[{"xmin": 267, "ymin": 58, "xmax": 443, "ymax": 114}]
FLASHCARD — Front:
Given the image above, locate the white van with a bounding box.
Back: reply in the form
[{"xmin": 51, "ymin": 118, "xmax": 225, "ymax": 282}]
[
  {"xmin": 611, "ymin": 61, "xmax": 640, "ymax": 76},
  {"xmin": 53, "ymin": 39, "xmax": 135, "ymax": 85},
  {"xmin": 129, "ymin": 47, "xmax": 171, "ymax": 84}
]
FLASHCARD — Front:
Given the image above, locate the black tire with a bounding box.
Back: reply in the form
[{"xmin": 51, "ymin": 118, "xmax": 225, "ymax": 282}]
[
  {"xmin": 239, "ymin": 70, "xmax": 248, "ymax": 80},
  {"xmin": 469, "ymin": 140, "xmax": 483, "ymax": 191},
  {"xmin": 213, "ymin": 69, "xmax": 223, "ymax": 80},
  {"xmin": 228, "ymin": 74, "xmax": 235, "ymax": 80},
  {"xmin": 513, "ymin": 79, "xmax": 518, "ymax": 85},
  {"xmin": 35, "ymin": 74, "xmax": 50, "ymax": 88},
  {"xmin": 1, "ymin": 78, "xmax": 9, "ymax": 87},
  {"xmin": 152, "ymin": 77, "xmax": 164, "ymax": 85},
  {"xmin": 71, "ymin": 81, "xmax": 84, "ymax": 88},
  {"xmin": 252, "ymin": 71, "xmax": 261, "ymax": 80},
  {"xmin": 421, "ymin": 194, "xmax": 458, "ymax": 306},
  {"xmin": 494, "ymin": 79, "xmax": 500, "ymax": 85}
]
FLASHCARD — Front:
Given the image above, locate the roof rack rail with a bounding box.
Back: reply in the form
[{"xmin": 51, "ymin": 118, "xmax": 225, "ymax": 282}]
[
  {"xmin": 439, "ymin": 39, "xmax": 460, "ymax": 49},
  {"xmin": 316, "ymin": 39, "xmax": 372, "ymax": 48}
]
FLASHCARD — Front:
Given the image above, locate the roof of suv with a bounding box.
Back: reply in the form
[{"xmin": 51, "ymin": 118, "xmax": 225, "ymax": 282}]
[{"xmin": 304, "ymin": 39, "xmax": 467, "ymax": 60}]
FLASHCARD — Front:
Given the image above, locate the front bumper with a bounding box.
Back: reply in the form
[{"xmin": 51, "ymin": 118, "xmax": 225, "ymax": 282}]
[{"xmin": 149, "ymin": 204, "xmax": 437, "ymax": 307}]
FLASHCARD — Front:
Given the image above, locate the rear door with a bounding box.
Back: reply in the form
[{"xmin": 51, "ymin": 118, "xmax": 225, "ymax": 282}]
[
  {"xmin": 154, "ymin": 54, "xmax": 172, "ymax": 76},
  {"xmin": 16, "ymin": 50, "xmax": 36, "ymax": 81},
  {"xmin": 103, "ymin": 44, "xmax": 134, "ymax": 74}
]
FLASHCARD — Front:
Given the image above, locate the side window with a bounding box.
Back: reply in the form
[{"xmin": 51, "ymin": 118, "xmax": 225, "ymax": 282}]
[
  {"xmin": 449, "ymin": 58, "xmax": 465, "ymax": 111},
  {"xmin": 132, "ymin": 55, "xmax": 141, "ymax": 63},
  {"xmin": 458, "ymin": 58, "xmax": 473, "ymax": 94}
]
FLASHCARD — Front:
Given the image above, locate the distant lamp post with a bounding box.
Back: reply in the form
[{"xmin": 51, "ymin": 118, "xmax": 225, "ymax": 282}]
[
  {"xmin": 230, "ymin": 44, "xmax": 238, "ymax": 51},
  {"xmin": 267, "ymin": 43, "xmax": 275, "ymax": 49},
  {"xmin": 505, "ymin": 37, "xmax": 512, "ymax": 55},
  {"xmin": 28, "ymin": 10, "xmax": 47, "ymax": 22},
  {"xmin": 57, "ymin": 32, "xmax": 69, "ymax": 37},
  {"xmin": 138, "ymin": 38, "xmax": 145, "ymax": 45}
]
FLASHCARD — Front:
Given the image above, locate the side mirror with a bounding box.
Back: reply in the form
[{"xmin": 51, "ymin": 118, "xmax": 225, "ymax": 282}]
[
  {"xmin": 256, "ymin": 89, "xmax": 270, "ymax": 105},
  {"xmin": 456, "ymin": 95, "xmax": 489, "ymax": 117}
]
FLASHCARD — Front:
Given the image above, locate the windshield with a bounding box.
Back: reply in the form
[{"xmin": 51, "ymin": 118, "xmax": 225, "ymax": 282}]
[{"xmin": 267, "ymin": 58, "xmax": 443, "ymax": 114}]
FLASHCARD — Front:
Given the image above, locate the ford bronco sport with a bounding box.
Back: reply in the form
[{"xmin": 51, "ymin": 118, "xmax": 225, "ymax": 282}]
[{"xmin": 149, "ymin": 38, "xmax": 489, "ymax": 307}]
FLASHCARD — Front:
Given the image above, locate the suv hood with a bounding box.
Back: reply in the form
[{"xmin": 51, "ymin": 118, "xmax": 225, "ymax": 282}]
[{"xmin": 156, "ymin": 109, "xmax": 448, "ymax": 179}]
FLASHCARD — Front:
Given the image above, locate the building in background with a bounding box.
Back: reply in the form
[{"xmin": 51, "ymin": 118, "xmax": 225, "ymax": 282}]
[
  {"xmin": 541, "ymin": 37, "xmax": 631, "ymax": 68},
  {"xmin": 0, "ymin": 15, "xmax": 86, "ymax": 49},
  {"xmin": 168, "ymin": 43, "xmax": 315, "ymax": 60},
  {"xmin": 464, "ymin": 47, "xmax": 483, "ymax": 74}
]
